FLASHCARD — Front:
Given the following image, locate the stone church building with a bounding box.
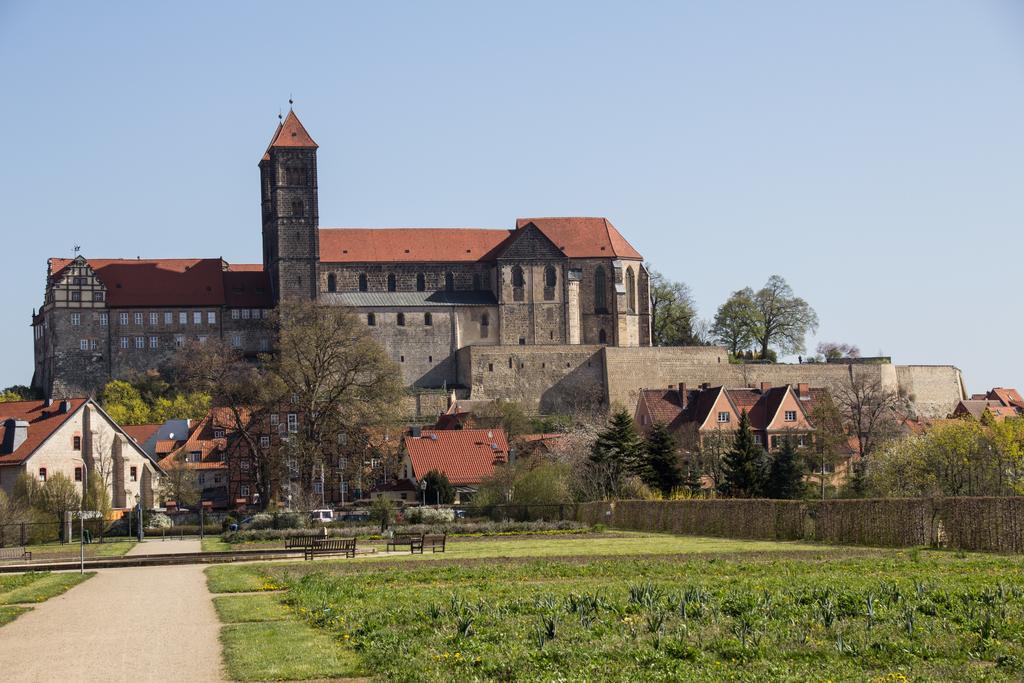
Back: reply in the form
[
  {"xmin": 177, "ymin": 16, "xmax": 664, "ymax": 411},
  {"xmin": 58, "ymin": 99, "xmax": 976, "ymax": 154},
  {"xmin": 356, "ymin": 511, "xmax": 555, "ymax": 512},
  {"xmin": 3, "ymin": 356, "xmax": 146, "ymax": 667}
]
[{"xmin": 32, "ymin": 110, "xmax": 651, "ymax": 398}]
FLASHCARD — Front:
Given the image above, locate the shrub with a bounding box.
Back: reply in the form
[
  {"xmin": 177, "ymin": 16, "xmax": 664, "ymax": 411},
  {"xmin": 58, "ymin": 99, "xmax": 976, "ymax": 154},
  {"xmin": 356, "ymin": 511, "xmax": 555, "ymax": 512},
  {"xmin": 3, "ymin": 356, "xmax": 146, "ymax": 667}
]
[
  {"xmin": 405, "ymin": 507, "xmax": 456, "ymax": 524},
  {"xmin": 146, "ymin": 512, "xmax": 173, "ymax": 529},
  {"xmin": 247, "ymin": 512, "xmax": 306, "ymax": 530},
  {"xmin": 221, "ymin": 519, "xmax": 589, "ymax": 543}
]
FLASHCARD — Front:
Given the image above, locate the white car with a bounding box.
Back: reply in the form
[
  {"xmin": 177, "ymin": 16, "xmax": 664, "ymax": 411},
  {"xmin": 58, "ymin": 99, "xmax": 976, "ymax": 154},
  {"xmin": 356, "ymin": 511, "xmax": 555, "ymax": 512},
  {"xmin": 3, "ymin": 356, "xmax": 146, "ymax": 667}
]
[{"xmin": 309, "ymin": 509, "xmax": 334, "ymax": 524}]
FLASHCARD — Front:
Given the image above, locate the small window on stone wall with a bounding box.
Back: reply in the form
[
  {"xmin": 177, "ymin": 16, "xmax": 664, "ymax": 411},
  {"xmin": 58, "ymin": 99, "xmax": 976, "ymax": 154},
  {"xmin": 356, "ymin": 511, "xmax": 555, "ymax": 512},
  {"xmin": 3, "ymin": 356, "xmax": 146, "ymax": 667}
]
[
  {"xmin": 416, "ymin": 273, "xmax": 426, "ymax": 291},
  {"xmin": 543, "ymin": 266, "xmax": 556, "ymax": 301},
  {"xmin": 512, "ymin": 266, "xmax": 525, "ymax": 302},
  {"xmin": 424, "ymin": 313, "xmax": 432, "ymax": 326},
  {"xmin": 358, "ymin": 274, "xmax": 368, "ymax": 292},
  {"xmin": 327, "ymin": 274, "xmax": 337, "ymax": 293},
  {"xmin": 598, "ymin": 329, "xmax": 608, "ymax": 344},
  {"xmin": 397, "ymin": 313, "xmax": 405, "ymax": 326},
  {"xmin": 480, "ymin": 314, "xmax": 489, "ymax": 338},
  {"xmin": 73, "ymin": 435, "xmax": 81, "ymax": 450},
  {"xmin": 473, "ymin": 273, "xmax": 481, "ymax": 291},
  {"xmin": 387, "ymin": 274, "xmax": 397, "ymax": 292},
  {"xmin": 445, "ymin": 272, "xmax": 455, "ymax": 291},
  {"xmin": 367, "ymin": 313, "xmax": 376, "ymax": 326}
]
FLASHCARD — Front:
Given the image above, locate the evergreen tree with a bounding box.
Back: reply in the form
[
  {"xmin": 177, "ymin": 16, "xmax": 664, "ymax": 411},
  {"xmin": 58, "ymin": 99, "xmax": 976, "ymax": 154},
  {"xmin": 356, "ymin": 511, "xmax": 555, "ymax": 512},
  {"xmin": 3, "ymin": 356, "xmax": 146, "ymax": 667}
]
[
  {"xmin": 590, "ymin": 409, "xmax": 643, "ymax": 498},
  {"xmin": 643, "ymin": 423, "xmax": 684, "ymax": 496},
  {"xmin": 423, "ymin": 470, "xmax": 455, "ymax": 505},
  {"xmin": 765, "ymin": 436, "xmax": 805, "ymax": 499},
  {"xmin": 719, "ymin": 411, "xmax": 765, "ymax": 497}
]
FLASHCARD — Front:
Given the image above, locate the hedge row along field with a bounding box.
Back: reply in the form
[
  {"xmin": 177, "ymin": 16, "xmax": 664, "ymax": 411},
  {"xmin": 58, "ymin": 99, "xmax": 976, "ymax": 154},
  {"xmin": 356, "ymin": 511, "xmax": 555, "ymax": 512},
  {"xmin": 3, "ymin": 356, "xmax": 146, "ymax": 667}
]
[{"xmin": 578, "ymin": 497, "xmax": 1024, "ymax": 552}]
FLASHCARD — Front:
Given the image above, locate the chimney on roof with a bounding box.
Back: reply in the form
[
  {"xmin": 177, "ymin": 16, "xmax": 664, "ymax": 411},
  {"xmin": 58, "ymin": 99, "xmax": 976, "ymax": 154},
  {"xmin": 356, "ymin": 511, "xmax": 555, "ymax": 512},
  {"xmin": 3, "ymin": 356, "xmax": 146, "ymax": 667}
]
[
  {"xmin": 1, "ymin": 419, "xmax": 29, "ymax": 454},
  {"xmin": 59, "ymin": 399, "xmax": 72, "ymax": 414},
  {"xmin": 44, "ymin": 398, "xmax": 53, "ymax": 408},
  {"xmin": 797, "ymin": 383, "xmax": 810, "ymax": 399},
  {"xmin": 700, "ymin": 383, "xmax": 710, "ymax": 391},
  {"xmin": 760, "ymin": 382, "xmax": 772, "ymax": 394},
  {"xmin": 410, "ymin": 425, "xmax": 422, "ymax": 438},
  {"xmin": 678, "ymin": 383, "xmax": 688, "ymax": 409}
]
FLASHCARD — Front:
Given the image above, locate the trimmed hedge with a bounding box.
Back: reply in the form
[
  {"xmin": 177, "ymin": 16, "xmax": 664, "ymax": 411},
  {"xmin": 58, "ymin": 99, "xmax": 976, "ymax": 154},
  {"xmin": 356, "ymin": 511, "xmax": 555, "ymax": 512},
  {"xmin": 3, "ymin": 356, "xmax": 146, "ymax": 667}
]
[
  {"xmin": 222, "ymin": 520, "xmax": 588, "ymax": 543},
  {"xmin": 578, "ymin": 497, "xmax": 1024, "ymax": 553}
]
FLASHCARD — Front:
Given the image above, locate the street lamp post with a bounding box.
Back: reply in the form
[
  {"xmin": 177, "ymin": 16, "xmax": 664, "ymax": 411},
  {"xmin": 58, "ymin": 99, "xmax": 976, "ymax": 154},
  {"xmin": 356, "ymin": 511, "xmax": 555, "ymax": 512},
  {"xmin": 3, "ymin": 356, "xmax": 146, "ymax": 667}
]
[
  {"xmin": 135, "ymin": 494, "xmax": 143, "ymax": 543},
  {"xmin": 420, "ymin": 479, "xmax": 427, "ymax": 506}
]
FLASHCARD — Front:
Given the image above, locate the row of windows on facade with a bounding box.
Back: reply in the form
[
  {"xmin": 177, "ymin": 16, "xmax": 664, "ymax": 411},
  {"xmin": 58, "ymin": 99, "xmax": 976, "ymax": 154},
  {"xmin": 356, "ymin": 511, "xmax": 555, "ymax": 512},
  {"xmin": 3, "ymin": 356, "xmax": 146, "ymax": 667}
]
[
  {"xmin": 68, "ymin": 309, "xmax": 267, "ymax": 328},
  {"xmin": 38, "ymin": 465, "xmax": 137, "ymax": 483},
  {"xmin": 363, "ymin": 311, "xmax": 489, "ymax": 329},
  {"xmin": 86, "ymin": 335, "xmax": 270, "ymax": 351},
  {"xmin": 715, "ymin": 410, "xmax": 799, "ymax": 424}
]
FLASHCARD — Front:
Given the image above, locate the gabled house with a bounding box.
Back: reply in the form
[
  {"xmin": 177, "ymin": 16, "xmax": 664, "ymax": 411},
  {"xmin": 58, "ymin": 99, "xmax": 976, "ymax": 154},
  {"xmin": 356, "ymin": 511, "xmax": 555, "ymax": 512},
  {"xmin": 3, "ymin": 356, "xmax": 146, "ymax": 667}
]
[
  {"xmin": 399, "ymin": 428, "xmax": 510, "ymax": 504},
  {"xmin": 635, "ymin": 382, "xmax": 820, "ymax": 451},
  {"xmin": 0, "ymin": 398, "xmax": 161, "ymax": 509}
]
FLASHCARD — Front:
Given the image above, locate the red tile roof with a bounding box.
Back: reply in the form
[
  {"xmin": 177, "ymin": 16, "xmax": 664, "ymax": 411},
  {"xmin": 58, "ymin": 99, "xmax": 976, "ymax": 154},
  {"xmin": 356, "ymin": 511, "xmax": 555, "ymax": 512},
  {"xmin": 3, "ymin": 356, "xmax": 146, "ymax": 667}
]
[
  {"xmin": 319, "ymin": 217, "xmax": 645, "ymax": 263},
  {"xmin": 404, "ymin": 428, "xmax": 509, "ymax": 486},
  {"xmin": 988, "ymin": 388, "xmax": 1024, "ymax": 410},
  {"xmin": 637, "ymin": 389, "xmax": 685, "ymax": 426},
  {"xmin": 516, "ymin": 217, "xmax": 643, "ymax": 259},
  {"xmin": 48, "ymin": 258, "xmax": 270, "ymax": 308},
  {"xmin": 319, "ymin": 228, "xmax": 511, "ymax": 263},
  {"xmin": 0, "ymin": 398, "xmax": 88, "ymax": 465},
  {"xmin": 268, "ymin": 110, "xmax": 317, "ymax": 149},
  {"xmin": 121, "ymin": 423, "xmax": 161, "ymax": 446}
]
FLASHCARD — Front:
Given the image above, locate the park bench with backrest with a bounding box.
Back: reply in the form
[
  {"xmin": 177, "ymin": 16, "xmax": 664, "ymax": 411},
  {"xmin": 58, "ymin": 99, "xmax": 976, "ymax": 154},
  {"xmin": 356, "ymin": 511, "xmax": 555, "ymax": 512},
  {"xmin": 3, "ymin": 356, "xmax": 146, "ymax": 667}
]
[
  {"xmin": 285, "ymin": 534, "xmax": 326, "ymax": 550},
  {"xmin": 0, "ymin": 546, "xmax": 32, "ymax": 562},
  {"xmin": 387, "ymin": 533, "xmax": 423, "ymax": 553},
  {"xmin": 422, "ymin": 533, "xmax": 446, "ymax": 553},
  {"xmin": 303, "ymin": 537, "xmax": 356, "ymax": 561}
]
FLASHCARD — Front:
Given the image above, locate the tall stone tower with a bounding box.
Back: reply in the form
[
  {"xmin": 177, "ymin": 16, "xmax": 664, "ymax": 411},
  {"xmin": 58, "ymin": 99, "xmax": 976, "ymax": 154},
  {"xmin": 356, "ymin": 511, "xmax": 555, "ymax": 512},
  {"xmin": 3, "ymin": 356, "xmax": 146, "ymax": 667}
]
[{"xmin": 260, "ymin": 109, "xmax": 320, "ymax": 302}]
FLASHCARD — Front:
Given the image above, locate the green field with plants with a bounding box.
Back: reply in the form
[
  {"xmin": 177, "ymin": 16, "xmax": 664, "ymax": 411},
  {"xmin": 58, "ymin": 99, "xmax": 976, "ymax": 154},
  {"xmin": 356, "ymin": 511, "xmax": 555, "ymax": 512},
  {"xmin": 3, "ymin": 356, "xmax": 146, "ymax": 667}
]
[
  {"xmin": 206, "ymin": 535, "xmax": 1024, "ymax": 681},
  {"xmin": 0, "ymin": 571, "xmax": 94, "ymax": 628}
]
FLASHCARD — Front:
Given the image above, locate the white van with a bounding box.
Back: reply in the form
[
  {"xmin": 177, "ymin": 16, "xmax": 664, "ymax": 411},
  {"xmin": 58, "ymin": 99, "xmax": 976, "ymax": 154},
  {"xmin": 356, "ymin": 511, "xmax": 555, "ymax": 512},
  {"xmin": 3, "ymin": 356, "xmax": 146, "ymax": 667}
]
[{"xmin": 309, "ymin": 509, "xmax": 334, "ymax": 523}]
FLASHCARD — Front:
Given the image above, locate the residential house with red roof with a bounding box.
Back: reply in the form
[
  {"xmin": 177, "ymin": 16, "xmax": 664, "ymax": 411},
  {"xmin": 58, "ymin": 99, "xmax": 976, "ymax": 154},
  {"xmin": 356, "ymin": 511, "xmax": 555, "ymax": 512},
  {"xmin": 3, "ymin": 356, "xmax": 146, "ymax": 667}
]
[
  {"xmin": 33, "ymin": 109, "xmax": 650, "ymax": 399},
  {"xmin": 397, "ymin": 428, "xmax": 510, "ymax": 504},
  {"xmin": 0, "ymin": 398, "xmax": 161, "ymax": 509}
]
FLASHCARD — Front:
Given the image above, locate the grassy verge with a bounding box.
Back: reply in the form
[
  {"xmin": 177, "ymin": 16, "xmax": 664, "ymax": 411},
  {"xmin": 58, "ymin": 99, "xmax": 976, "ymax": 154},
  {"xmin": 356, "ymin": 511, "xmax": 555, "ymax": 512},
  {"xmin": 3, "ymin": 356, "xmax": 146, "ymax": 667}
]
[
  {"xmin": 201, "ymin": 536, "xmax": 232, "ymax": 553},
  {"xmin": 0, "ymin": 605, "xmax": 30, "ymax": 626},
  {"xmin": 0, "ymin": 571, "xmax": 94, "ymax": 605},
  {"xmin": 207, "ymin": 533, "xmax": 1024, "ymax": 681},
  {"xmin": 22, "ymin": 540, "xmax": 136, "ymax": 559}
]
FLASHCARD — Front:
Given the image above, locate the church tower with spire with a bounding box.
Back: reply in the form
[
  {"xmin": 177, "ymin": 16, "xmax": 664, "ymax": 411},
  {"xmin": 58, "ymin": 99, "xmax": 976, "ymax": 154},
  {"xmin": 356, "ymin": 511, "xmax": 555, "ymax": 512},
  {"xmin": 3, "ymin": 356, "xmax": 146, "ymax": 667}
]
[{"xmin": 260, "ymin": 108, "xmax": 320, "ymax": 302}]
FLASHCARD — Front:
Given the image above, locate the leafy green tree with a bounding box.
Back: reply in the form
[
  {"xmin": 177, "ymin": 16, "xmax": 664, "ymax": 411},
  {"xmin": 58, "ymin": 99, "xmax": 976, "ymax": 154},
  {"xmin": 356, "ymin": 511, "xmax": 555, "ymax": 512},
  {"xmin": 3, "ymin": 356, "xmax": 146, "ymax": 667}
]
[
  {"xmin": 100, "ymin": 380, "xmax": 152, "ymax": 425},
  {"xmin": 475, "ymin": 399, "xmax": 533, "ymax": 440},
  {"xmin": 719, "ymin": 411, "xmax": 766, "ymax": 497},
  {"xmin": 643, "ymin": 423, "xmax": 683, "ymax": 496},
  {"xmin": 764, "ymin": 437, "xmax": 805, "ymax": 499},
  {"xmin": 749, "ymin": 275, "xmax": 819, "ymax": 359},
  {"xmin": 370, "ymin": 496, "xmax": 394, "ymax": 532},
  {"xmin": 36, "ymin": 473, "xmax": 82, "ymax": 541},
  {"xmin": 648, "ymin": 269, "xmax": 698, "ymax": 346},
  {"xmin": 423, "ymin": 470, "xmax": 455, "ymax": 505},
  {"xmin": 711, "ymin": 288, "xmax": 757, "ymax": 356},
  {"xmin": 0, "ymin": 385, "xmax": 35, "ymax": 402},
  {"xmin": 589, "ymin": 409, "xmax": 643, "ymax": 499}
]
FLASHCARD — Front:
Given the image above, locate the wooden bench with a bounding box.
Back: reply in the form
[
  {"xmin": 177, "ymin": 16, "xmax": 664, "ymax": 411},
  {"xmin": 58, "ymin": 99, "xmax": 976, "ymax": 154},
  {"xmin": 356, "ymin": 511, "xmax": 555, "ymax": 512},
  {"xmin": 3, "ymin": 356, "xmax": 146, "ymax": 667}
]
[
  {"xmin": 423, "ymin": 533, "xmax": 447, "ymax": 553},
  {"xmin": 303, "ymin": 537, "xmax": 356, "ymax": 561},
  {"xmin": 387, "ymin": 533, "xmax": 422, "ymax": 553},
  {"xmin": 285, "ymin": 534, "xmax": 325, "ymax": 550},
  {"xmin": 0, "ymin": 546, "xmax": 32, "ymax": 563}
]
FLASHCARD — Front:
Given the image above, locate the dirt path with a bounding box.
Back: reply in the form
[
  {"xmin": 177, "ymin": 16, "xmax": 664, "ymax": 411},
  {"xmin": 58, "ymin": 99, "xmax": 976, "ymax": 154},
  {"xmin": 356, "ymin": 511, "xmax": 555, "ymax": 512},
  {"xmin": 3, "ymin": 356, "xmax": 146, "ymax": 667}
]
[
  {"xmin": 0, "ymin": 564, "xmax": 223, "ymax": 682},
  {"xmin": 125, "ymin": 538, "xmax": 203, "ymax": 555}
]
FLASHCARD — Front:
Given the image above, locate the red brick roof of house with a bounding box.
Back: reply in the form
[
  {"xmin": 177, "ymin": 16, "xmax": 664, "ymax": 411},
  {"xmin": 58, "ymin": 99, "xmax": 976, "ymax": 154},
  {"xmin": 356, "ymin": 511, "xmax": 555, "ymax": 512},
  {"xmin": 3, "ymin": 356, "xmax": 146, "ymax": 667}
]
[
  {"xmin": 404, "ymin": 428, "xmax": 509, "ymax": 486},
  {"xmin": 0, "ymin": 398, "xmax": 88, "ymax": 465},
  {"xmin": 636, "ymin": 384, "xmax": 822, "ymax": 434},
  {"xmin": 988, "ymin": 388, "xmax": 1024, "ymax": 410},
  {"xmin": 953, "ymin": 400, "xmax": 1019, "ymax": 421},
  {"xmin": 160, "ymin": 411, "xmax": 229, "ymax": 471},
  {"xmin": 47, "ymin": 258, "xmax": 271, "ymax": 308},
  {"xmin": 637, "ymin": 389, "xmax": 686, "ymax": 427},
  {"xmin": 515, "ymin": 217, "xmax": 643, "ymax": 259}
]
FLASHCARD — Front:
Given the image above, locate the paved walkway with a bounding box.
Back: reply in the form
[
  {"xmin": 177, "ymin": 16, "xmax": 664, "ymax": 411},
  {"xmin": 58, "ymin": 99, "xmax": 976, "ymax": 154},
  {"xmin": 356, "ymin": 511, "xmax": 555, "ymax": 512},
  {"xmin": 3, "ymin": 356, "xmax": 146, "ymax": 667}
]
[
  {"xmin": 125, "ymin": 538, "xmax": 204, "ymax": 556},
  {"xmin": 0, "ymin": 564, "xmax": 223, "ymax": 682}
]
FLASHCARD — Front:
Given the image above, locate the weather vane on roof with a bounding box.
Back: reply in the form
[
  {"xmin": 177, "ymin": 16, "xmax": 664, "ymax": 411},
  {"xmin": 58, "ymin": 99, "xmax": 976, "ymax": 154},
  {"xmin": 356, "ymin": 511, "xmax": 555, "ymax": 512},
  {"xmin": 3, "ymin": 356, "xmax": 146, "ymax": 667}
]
[
  {"xmin": 289, "ymin": 94, "xmax": 294, "ymax": 109},
  {"xmin": 278, "ymin": 108, "xmax": 283, "ymax": 122},
  {"xmin": 73, "ymin": 245, "xmax": 81, "ymax": 255}
]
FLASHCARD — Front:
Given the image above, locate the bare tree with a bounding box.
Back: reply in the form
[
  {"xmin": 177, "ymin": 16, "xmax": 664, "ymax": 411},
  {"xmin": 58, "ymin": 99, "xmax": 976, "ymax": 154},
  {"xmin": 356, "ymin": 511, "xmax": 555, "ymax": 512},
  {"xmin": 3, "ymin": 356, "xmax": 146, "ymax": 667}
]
[
  {"xmin": 158, "ymin": 453, "xmax": 201, "ymax": 508},
  {"xmin": 833, "ymin": 369, "xmax": 904, "ymax": 460}
]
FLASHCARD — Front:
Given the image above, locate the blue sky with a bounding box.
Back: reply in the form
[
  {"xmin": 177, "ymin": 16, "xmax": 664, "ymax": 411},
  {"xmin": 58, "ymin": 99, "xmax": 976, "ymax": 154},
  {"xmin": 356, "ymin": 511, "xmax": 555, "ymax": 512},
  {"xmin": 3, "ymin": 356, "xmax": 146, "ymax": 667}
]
[{"xmin": 1, "ymin": 1, "xmax": 1021, "ymax": 394}]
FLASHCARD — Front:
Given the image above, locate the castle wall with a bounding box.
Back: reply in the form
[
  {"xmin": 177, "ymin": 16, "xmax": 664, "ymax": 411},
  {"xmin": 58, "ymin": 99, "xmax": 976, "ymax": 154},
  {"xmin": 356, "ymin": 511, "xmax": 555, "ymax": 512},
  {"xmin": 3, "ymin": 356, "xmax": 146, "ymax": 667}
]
[
  {"xmin": 361, "ymin": 308, "xmax": 459, "ymax": 388},
  {"xmin": 458, "ymin": 345, "xmax": 606, "ymax": 413},
  {"xmin": 895, "ymin": 365, "xmax": 967, "ymax": 418}
]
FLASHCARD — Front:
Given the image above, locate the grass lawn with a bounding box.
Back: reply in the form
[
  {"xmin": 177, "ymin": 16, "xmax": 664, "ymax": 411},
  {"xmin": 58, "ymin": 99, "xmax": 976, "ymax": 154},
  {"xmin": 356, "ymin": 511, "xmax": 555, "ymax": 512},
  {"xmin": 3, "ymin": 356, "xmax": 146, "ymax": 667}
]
[
  {"xmin": 206, "ymin": 534, "xmax": 1024, "ymax": 681},
  {"xmin": 0, "ymin": 571, "xmax": 94, "ymax": 627},
  {"xmin": 21, "ymin": 540, "xmax": 136, "ymax": 559}
]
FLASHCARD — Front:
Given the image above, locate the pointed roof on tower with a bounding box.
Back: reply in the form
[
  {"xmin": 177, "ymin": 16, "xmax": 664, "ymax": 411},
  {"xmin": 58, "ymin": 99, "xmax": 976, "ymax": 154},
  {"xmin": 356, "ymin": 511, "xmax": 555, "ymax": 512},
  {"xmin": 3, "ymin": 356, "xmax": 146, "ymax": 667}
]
[{"xmin": 269, "ymin": 110, "xmax": 317, "ymax": 149}]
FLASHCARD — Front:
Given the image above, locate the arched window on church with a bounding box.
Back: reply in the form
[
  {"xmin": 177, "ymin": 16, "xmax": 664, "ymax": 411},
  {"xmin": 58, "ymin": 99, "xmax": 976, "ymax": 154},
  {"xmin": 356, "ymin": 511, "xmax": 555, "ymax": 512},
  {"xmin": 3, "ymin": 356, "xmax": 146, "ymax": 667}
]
[
  {"xmin": 625, "ymin": 267, "xmax": 635, "ymax": 313},
  {"xmin": 326, "ymin": 273, "xmax": 337, "ymax": 293},
  {"xmin": 543, "ymin": 266, "xmax": 556, "ymax": 301},
  {"xmin": 480, "ymin": 313, "xmax": 490, "ymax": 339},
  {"xmin": 397, "ymin": 313, "xmax": 405, "ymax": 327},
  {"xmin": 511, "ymin": 266, "xmax": 525, "ymax": 302},
  {"xmin": 367, "ymin": 313, "xmax": 376, "ymax": 326},
  {"xmin": 358, "ymin": 273, "xmax": 368, "ymax": 292},
  {"xmin": 445, "ymin": 272, "xmax": 455, "ymax": 291},
  {"xmin": 594, "ymin": 266, "xmax": 607, "ymax": 313},
  {"xmin": 472, "ymin": 273, "xmax": 481, "ymax": 291},
  {"xmin": 598, "ymin": 328, "xmax": 608, "ymax": 344},
  {"xmin": 424, "ymin": 312, "xmax": 432, "ymax": 326},
  {"xmin": 416, "ymin": 273, "xmax": 426, "ymax": 292},
  {"xmin": 291, "ymin": 200, "xmax": 304, "ymax": 218},
  {"xmin": 387, "ymin": 273, "xmax": 397, "ymax": 292}
]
